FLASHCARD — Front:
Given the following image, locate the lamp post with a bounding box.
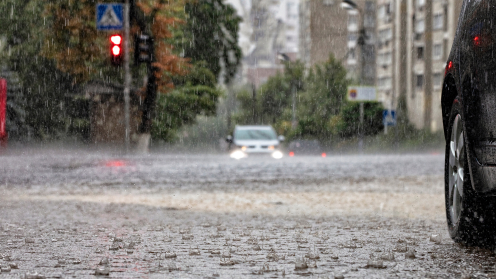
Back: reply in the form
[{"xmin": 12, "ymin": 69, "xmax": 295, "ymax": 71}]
[{"xmin": 341, "ymin": 0, "xmax": 366, "ymax": 152}]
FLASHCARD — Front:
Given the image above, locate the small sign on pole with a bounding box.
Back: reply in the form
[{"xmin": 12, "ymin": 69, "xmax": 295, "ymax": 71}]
[
  {"xmin": 383, "ymin": 110, "xmax": 397, "ymax": 127},
  {"xmin": 346, "ymin": 86, "xmax": 377, "ymax": 102},
  {"xmin": 96, "ymin": 3, "xmax": 124, "ymax": 31}
]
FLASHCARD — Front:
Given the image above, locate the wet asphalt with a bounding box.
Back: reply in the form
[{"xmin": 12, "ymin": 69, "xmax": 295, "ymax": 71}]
[{"xmin": 1, "ymin": 148, "xmax": 496, "ymax": 278}]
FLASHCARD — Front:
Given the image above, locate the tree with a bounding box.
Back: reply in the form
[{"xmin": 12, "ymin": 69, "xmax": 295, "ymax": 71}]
[
  {"xmin": 43, "ymin": 0, "xmax": 189, "ymax": 91},
  {"xmin": 234, "ymin": 61, "xmax": 305, "ymax": 132},
  {"xmin": 152, "ymin": 63, "xmax": 221, "ymax": 141},
  {"xmin": 0, "ymin": 0, "xmax": 74, "ymax": 140},
  {"xmin": 182, "ymin": 0, "xmax": 242, "ymax": 84},
  {"xmin": 42, "ymin": 0, "xmax": 194, "ymax": 143},
  {"xmin": 295, "ymin": 54, "xmax": 349, "ymax": 143}
]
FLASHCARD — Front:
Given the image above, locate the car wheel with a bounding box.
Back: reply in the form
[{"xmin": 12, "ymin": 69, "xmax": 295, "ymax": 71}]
[{"xmin": 445, "ymin": 97, "xmax": 493, "ymax": 245}]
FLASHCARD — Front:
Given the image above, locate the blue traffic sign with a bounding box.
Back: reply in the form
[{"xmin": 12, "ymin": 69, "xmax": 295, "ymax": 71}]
[
  {"xmin": 383, "ymin": 110, "xmax": 396, "ymax": 127},
  {"xmin": 96, "ymin": 3, "xmax": 123, "ymax": 31}
]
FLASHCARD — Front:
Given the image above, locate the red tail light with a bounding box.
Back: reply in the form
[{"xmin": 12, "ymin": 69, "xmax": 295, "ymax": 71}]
[{"xmin": 445, "ymin": 61, "xmax": 453, "ymax": 77}]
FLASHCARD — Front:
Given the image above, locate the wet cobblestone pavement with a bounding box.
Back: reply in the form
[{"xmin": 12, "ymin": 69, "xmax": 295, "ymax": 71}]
[{"xmin": 1, "ymin": 149, "xmax": 496, "ymax": 278}]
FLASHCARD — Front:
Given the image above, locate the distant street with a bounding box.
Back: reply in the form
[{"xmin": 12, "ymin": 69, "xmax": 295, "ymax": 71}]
[{"xmin": 0, "ymin": 149, "xmax": 494, "ymax": 278}]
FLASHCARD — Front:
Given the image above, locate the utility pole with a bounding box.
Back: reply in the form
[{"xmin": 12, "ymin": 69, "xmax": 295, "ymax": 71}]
[
  {"xmin": 252, "ymin": 84, "xmax": 257, "ymax": 124},
  {"xmin": 424, "ymin": 0, "xmax": 433, "ymax": 131},
  {"xmin": 123, "ymin": 0, "xmax": 131, "ymax": 153},
  {"xmin": 291, "ymin": 82, "xmax": 297, "ymax": 129}
]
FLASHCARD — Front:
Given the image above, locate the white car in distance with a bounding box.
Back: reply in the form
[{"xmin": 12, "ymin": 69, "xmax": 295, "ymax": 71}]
[{"xmin": 226, "ymin": 125, "xmax": 284, "ymax": 159}]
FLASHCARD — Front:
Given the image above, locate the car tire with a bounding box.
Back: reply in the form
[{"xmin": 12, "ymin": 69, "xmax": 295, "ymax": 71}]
[{"xmin": 445, "ymin": 97, "xmax": 494, "ymax": 245}]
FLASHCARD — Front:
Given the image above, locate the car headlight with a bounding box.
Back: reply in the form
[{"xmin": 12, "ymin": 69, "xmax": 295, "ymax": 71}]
[
  {"xmin": 271, "ymin": 150, "xmax": 283, "ymax": 159},
  {"xmin": 230, "ymin": 150, "xmax": 246, "ymax": 160}
]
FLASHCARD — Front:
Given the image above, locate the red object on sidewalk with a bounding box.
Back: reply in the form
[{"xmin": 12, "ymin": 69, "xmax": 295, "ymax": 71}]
[{"xmin": 0, "ymin": 79, "xmax": 7, "ymax": 148}]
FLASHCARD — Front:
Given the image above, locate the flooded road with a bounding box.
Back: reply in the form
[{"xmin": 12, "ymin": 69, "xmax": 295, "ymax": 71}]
[{"xmin": 1, "ymin": 149, "xmax": 495, "ymax": 278}]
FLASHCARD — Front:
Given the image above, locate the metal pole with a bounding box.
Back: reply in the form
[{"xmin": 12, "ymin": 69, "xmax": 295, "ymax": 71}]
[
  {"xmin": 291, "ymin": 83, "xmax": 297, "ymax": 128},
  {"xmin": 359, "ymin": 102, "xmax": 364, "ymax": 153},
  {"xmin": 384, "ymin": 112, "xmax": 388, "ymax": 135},
  {"xmin": 123, "ymin": 1, "xmax": 131, "ymax": 153}
]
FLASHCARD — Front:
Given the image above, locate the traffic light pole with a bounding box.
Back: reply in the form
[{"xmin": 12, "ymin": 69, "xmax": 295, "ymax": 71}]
[{"xmin": 123, "ymin": 0, "xmax": 131, "ymax": 153}]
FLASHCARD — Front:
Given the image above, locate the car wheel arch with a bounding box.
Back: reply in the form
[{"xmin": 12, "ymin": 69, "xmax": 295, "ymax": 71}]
[{"xmin": 442, "ymin": 74, "xmax": 458, "ymax": 139}]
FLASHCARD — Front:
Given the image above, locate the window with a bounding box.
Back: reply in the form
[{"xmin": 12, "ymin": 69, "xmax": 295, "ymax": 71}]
[
  {"xmin": 433, "ymin": 73, "xmax": 443, "ymax": 88},
  {"xmin": 348, "ymin": 32, "xmax": 358, "ymax": 43},
  {"xmin": 378, "ymin": 3, "xmax": 392, "ymax": 23},
  {"xmin": 416, "ymin": 19, "xmax": 425, "ymax": 33},
  {"xmin": 378, "ymin": 77, "xmax": 392, "ymax": 90},
  {"xmin": 364, "ymin": 14, "xmax": 375, "ymax": 28},
  {"xmin": 433, "ymin": 44, "xmax": 443, "ymax": 59},
  {"xmin": 348, "ymin": 14, "xmax": 358, "ymax": 30},
  {"xmin": 416, "ymin": 74, "xmax": 424, "ymax": 90},
  {"xmin": 287, "ymin": 2, "xmax": 294, "ymax": 12},
  {"xmin": 365, "ymin": 1, "xmax": 375, "ymax": 12},
  {"xmin": 378, "ymin": 28, "xmax": 392, "ymax": 43},
  {"xmin": 417, "ymin": 46, "xmax": 424, "ymax": 60},
  {"xmin": 385, "ymin": 2, "xmax": 391, "ymax": 14},
  {"xmin": 378, "ymin": 5, "xmax": 385, "ymax": 19},
  {"xmin": 433, "ymin": 14, "xmax": 443, "ymax": 30},
  {"xmin": 323, "ymin": 0, "xmax": 334, "ymax": 5},
  {"xmin": 443, "ymin": 6, "xmax": 448, "ymax": 32},
  {"xmin": 378, "ymin": 52, "xmax": 392, "ymax": 66},
  {"xmin": 348, "ymin": 48, "xmax": 356, "ymax": 63}
]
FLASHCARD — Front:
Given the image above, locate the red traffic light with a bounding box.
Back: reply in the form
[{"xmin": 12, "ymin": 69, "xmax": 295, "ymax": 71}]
[
  {"xmin": 110, "ymin": 35, "xmax": 122, "ymax": 45},
  {"xmin": 110, "ymin": 34, "xmax": 123, "ymax": 66},
  {"xmin": 112, "ymin": 45, "xmax": 121, "ymax": 56}
]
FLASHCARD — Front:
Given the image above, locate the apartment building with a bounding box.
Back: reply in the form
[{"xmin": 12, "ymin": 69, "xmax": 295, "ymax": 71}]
[
  {"xmin": 226, "ymin": 0, "xmax": 300, "ymax": 87},
  {"xmin": 299, "ymin": 0, "xmax": 463, "ymax": 132},
  {"xmin": 299, "ymin": 0, "xmax": 348, "ymax": 67},
  {"xmin": 375, "ymin": 0, "xmax": 462, "ymax": 131},
  {"xmin": 299, "ymin": 0, "xmax": 375, "ymax": 85}
]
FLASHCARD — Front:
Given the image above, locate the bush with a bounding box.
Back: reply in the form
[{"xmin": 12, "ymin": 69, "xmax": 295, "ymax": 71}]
[{"xmin": 337, "ymin": 102, "xmax": 384, "ymax": 138}]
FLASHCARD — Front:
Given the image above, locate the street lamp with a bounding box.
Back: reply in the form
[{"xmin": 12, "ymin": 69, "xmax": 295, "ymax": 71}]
[{"xmin": 341, "ymin": 0, "xmax": 366, "ymax": 152}]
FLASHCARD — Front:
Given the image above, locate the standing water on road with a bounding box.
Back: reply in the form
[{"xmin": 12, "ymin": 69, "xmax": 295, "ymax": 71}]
[{"xmin": 1, "ymin": 149, "xmax": 493, "ymax": 278}]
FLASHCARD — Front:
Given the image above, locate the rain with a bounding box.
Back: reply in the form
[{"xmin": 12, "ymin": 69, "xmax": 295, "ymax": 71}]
[{"xmin": 1, "ymin": 0, "xmax": 496, "ymax": 278}]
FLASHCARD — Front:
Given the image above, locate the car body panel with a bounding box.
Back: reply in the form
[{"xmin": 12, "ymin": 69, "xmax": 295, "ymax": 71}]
[
  {"xmin": 443, "ymin": 0, "xmax": 496, "ymax": 194},
  {"xmin": 233, "ymin": 139, "xmax": 280, "ymax": 153},
  {"xmin": 229, "ymin": 125, "xmax": 282, "ymax": 157}
]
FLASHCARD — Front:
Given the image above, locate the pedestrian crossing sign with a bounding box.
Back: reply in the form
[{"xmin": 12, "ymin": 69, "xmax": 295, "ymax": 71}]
[{"xmin": 96, "ymin": 3, "xmax": 123, "ymax": 31}]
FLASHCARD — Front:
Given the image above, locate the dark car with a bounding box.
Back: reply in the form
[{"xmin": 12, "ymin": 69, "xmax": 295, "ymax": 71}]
[
  {"xmin": 443, "ymin": 0, "xmax": 496, "ymax": 244},
  {"xmin": 288, "ymin": 140, "xmax": 322, "ymax": 156}
]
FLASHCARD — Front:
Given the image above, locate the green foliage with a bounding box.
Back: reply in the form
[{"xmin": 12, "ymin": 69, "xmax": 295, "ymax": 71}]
[
  {"xmin": 172, "ymin": 62, "xmax": 217, "ymax": 88},
  {"xmin": 294, "ymin": 54, "xmax": 349, "ymax": 143},
  {"xmin": 234, "ymin": 61, "xmax": 305, "ymax": 129},
  {"xmin": 182, "ymin": 0, "xmax": 242, "ymax": 83},
  {"xmin": 0, "ymin": 0, "xmax": 74, "ymax": 140},
  {"xmin": 337, "ymin": 102, "xmax": 384, "ymax": 138},
  {"xmin": 152, "ymin": 65, "xmax": 222, "ymax": 141},
  {"xmin": 233, "ymin": 54, "xmax": 387, "ymax": 144}
]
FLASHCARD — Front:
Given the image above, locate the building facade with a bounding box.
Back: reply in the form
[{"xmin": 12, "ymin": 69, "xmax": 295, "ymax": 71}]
[
  {"xmin": 299, "ymin": 0, "xmax": 348, "ymax": 68},
  {"xmin": 375, "ymin": 0, "xmax": 462, "ymax": 131},
  {"xmin": 226, "ymin": 0, "xmax": 300, "ymax": 87},
  {"xmin": 299, "ymin": 0, "xmax": 375, "ymax": 85}
]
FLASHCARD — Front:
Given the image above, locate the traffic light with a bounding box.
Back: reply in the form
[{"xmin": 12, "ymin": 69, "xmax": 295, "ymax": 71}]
[
  {"xmin": 134, "ymin": 34, "xmax": 153, "ymax": 64},
  {"xmin": 110, "ymin": 34, "xmax": 123, "ymax": 66}
]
